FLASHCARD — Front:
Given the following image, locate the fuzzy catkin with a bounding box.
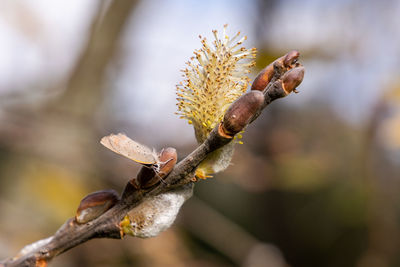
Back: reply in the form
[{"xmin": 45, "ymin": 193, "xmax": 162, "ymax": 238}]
[{"xmin": 176, "ymin": 25, "xmax": 256, "ymax": 178}]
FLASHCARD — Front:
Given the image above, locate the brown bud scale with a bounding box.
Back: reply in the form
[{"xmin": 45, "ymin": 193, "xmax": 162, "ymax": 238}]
[
  {"xmin": 222, "ymin": 91, "xmax": 265, "ymax": 136},
  {"xmin": 137, "ymin": 147, "xmax": 177, "ymax": 189},
  {"xmin": 283, "ymin": 50, "xmax": 300, "ymax": 68},
  {"xmin": 76, "ymin": 189, "xmax": 119, "ymax": 224},
  {"xmin": 251, "ymin": 50, "xmax": 300, "ymax": 92},
  {"xmin": 282, "ymin": 66, "xmax": 305, "ymax": 94},
  {"xmin": 158, "ymin": 147, "xmax": 178, "ymax": 178},
  {"xmin": 251, "ymin": 64, "xmax": 275, "ymax": 91},
  {"xmin": 136, "ymin": 166, "xmax": 157, "ymax": 189}
]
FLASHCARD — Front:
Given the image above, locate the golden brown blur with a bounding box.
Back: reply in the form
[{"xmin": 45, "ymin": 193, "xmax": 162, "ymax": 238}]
[{"xmin": 1, "ymin": 1, "xmax": 399, "ymax": 266}]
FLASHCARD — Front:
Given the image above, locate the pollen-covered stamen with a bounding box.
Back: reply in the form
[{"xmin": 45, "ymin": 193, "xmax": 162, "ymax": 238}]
[{"xmin": 176, "ymin": 25, "xmax": 256, "ymax": 143}]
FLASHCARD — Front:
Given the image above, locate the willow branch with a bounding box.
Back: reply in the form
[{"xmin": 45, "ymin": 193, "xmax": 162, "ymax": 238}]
[
  {"xmin": 56, "ymin": 0, "xmax": 140, "ymax": 117},
  {"xmin": 2, "ymin": 50, "xmax": 304, "ymax": 267}
]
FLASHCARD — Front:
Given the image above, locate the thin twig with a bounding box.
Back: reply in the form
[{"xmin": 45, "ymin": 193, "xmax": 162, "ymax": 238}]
[{"xmin": 2, "ymin": 51, "xmax": 304, "ymax": 267}]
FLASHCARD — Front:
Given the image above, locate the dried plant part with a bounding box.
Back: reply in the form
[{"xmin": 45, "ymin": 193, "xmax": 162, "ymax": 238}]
[
  {"xmin": 2, "ymin": 21, "xmax": 305, "ymax": 266},
  {"xmin": 100, "ymin": 133, "xmax": 159, "ymax": 166}
]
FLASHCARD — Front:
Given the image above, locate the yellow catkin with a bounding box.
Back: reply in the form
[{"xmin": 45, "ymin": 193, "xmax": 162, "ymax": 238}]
[
  {"xmin": 176, "ymin": 25, "xmax": 256, "ymax": 143},
  {"xmin": 176, "ymin": 25, "xmax": 256, "ymax": 178}
]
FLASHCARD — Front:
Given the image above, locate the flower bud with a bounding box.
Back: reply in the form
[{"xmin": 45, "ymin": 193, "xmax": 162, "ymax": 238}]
[
  {"xmin": 283, "ymin": 50, "xmax": 300, "ymax": 68},
  {"xmin": 251, "ymin": 64, "xmax": 275, "ymax": 91},
  {"xmin": 121, "ymin": 185, "xmax": 193, "ymax": 238},
  {"xmin": 158, "ymin": 147, "xmax": 177, "ymax": 178},
  {"xmin": 222, "ymin": 91, "xmax": 264, "ymax": 136},
  {"xmin": 137, "ymin": 147, "xmax": 177, "ymax": 188},
  {"xmin": 75, "ymin": 189, "xmax": 119, "ymax": 224},
  {"xmin": 281, "ymin": 66, "xmax": 305, "ymax": 94},
  {"xmin": 251, "ymin": 50, "xmax": 300, "ymax": 92},
  {"xmin": 136, "ymin": 166, "xmax": 156, "ymax": 189}
]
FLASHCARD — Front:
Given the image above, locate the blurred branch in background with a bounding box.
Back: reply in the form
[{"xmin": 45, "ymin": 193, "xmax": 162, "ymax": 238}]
[
  {"xmin": 0, "ymin": 0, "xmax": 140, "ymax": 263},
  {"xmin": 0, "ymin": 0, "xmax": 139, "ymax": 172},
  {"xmin": 57, "ymin": 0, "xmax": 139, "ymax": 117},
  {"xmin": 180, "ymin": 196, "xmax": 288, "ymax": 267},
  {"xmin": 357, "ymin": 85, "xmax": 400, "ymax": 267},
  {"xmin": 1, "ymin": 0, "xmax": 400, "ymax": 266},
  {"xmin": 2, "ymin": 50, "xmax": 304, "ymax": 267}
]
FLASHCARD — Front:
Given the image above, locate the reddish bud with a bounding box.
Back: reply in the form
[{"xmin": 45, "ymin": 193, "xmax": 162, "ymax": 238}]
[
  {"xmin": 75, "ymin": 189, "xmax": 119, "ymax": 224},
  {"xmin": 281, "ymin": 66, "xmax": 305, "ymax": 94},
  {"xmin": 222, "ymin": 91, "xmax": 265, "ymax": 136},
  {"xmin": 137, "ymin": 147, "xmax": 177, "ymax": 188},
  {"xmin": 251, "ymin": 64, "xmax": 275, "ymax": 91},
  {"xmin": 158, "ymin": 147, "xmax": 177, "ymax": 178},
  {"xmin": 251, "ymin": 50, "xmax": 300, "ymax": 92},
  {"xmin": 283, "ymin": 50, "xmax": 300, "ymax": 68},
  {"xmin": 136, "ymin": 166, "xmax": 156, "ymax": 189}
]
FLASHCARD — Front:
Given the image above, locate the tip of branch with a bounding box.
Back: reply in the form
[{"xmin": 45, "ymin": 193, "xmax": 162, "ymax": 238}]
[
  {"xmin": 282, "ymin": 66, "xmax": 305, "ymax": 94},
  {"xmin": 251, "ymin": 50, "xmax": 301, "ymax": 92},
  {"xmin": 283, "ymin": 50, "xmax": 300, "ymax": 67}
]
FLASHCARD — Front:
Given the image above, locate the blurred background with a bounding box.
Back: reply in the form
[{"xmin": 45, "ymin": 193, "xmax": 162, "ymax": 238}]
[{"xmin": 0, "ymin": 0, "xmax": 399, "ymax": 266}]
